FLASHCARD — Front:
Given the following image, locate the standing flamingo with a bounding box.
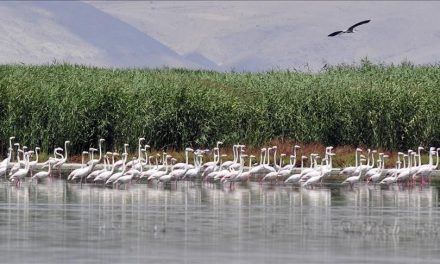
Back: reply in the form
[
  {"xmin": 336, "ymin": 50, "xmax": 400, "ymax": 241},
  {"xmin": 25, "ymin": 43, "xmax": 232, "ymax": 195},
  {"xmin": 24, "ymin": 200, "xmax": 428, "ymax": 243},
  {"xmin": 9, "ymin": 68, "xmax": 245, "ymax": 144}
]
[{"xmin": 53, "ymin": 141, "xmax": 70, "ymax": 176}]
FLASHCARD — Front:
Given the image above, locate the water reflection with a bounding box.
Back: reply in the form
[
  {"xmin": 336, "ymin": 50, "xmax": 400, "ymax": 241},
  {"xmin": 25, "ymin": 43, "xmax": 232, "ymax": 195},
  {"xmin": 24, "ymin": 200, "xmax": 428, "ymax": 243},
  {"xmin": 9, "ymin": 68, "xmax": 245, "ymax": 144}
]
[{"xmin": 0, "ymin": 181, "xmax": 439, "ymax": 263}]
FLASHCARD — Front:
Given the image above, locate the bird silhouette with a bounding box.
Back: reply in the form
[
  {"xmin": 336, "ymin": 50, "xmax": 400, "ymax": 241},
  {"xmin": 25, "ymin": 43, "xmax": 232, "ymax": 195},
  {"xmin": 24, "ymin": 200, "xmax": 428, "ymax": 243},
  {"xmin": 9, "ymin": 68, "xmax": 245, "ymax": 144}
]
[{"xmin": 328, "ymin": 20, "xmax": 371, "ymax": 37}]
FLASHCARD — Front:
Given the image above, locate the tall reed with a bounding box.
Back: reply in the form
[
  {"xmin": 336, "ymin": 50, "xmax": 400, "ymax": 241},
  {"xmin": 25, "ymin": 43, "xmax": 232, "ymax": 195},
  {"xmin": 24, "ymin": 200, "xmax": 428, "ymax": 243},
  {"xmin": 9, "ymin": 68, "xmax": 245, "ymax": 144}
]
[{"xmin": 0, "ymin": 60, "xmax": 439, "ymax": 155}]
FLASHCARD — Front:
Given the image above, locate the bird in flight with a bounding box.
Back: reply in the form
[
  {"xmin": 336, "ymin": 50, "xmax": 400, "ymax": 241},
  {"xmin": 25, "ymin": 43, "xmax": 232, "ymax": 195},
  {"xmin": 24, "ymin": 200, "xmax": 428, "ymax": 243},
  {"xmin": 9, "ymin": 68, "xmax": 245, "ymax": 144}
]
[{"xmin": 328, "ymin": 20, "xmax": 371, "ymax": 37}]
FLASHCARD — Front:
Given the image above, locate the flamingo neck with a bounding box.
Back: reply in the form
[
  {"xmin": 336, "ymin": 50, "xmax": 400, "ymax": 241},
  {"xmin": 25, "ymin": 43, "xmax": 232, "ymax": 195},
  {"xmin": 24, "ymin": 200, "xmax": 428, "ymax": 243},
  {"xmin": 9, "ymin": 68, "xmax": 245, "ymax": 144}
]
[
  {"xmin": 267, "ymin": 150, "xmax": 270, "ymax": 165},
  {"xmin": 436, "ymin": 150, "xmax": 439, "ymax": 168},
  {"xmin": 64, "ymin": 142, "xmax": 68, "ymax": 161},
  {"xmin": 98, "ymin": 141, "xmax": 102, "ymax": 162},
  {"xmin": 355, "ymin": 150, "xmax": 358, "ymax": 167},
  {"xmin": 278, "ymin": 157, "xmax": 283, "ymax": 172}
]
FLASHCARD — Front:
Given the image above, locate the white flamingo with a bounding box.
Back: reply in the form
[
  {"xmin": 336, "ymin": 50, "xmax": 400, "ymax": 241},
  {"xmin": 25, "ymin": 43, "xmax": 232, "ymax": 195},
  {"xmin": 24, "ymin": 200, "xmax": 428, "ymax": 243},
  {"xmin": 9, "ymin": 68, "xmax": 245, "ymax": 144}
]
[
  {"xmin": 380, "ymin": 161, "xmax": 401, "ymax": 186},
  {"xmin": 42, "ymin": 147, "xmax": 64, "ymax": 171},
  {"xmin": 0, "ymin": 137, "xmax": 15, "ymax": 179},
  {"xmin": 31, "ymin": 163, "xmax": 52, "ymax": 183},
  {"xmin": 368, "ymin": 155, "xmax": 388, "ymax": 184},
  {"xmin": 231, "ymin": 155, "xmax": 255, "ymax": 184},
  {"xmin": 261, "ymin": 153, "xmax": 285, "ymax": 184},
  {"xmin": 0, "ymin": 136, "xmax": 15, "ymax": 168},
  {"xmin": 249, "ymin": 147, "xmax": 276, "ymax": 179},
  {"xmin": 87, "ymin": 152, "xmax": 111, "ymax": 182},
  {"xmin": 105, "ymin": 153, "xmax": 128, "ymax": 185},
  {"xmin": 222, "ymin": 154, "xmax": 248, "ymax": 184},
  {"xmin": 183, "ymin": 153, "xmax": 205, "ymax": 181},
  {"xmin": 67, "ymin": 151, "xmax": 89, "ymax": 181},
  {"xmin": 53, "ymin": 141, "xmax": 70, "ymax": 176},
  {"xmin": 126, "ymin": 137, "xmax": 145, "ymax": 168},
  {"xmin": 147, "ymin": 154, "xmax": 171, "ymax": 182},
  {"xmin": 94, "ymin": 153, "xmax": 118, "ymax": 183},
  {"xmin": 364, "ymin": 153, "xmax": 384, "ymax": 179},
  {"xmin": 303, "ymin": 158, "xmax": 327, "ymax": 189},
  {"xmin": 172, "ymin": 148, "xmax": 195, "ymax": 170},
  {"xmin": 413, "ymin": 147, "xmax": 438, "ymax": 185},
  {"xmin": 280, "ymin": 145, "xmax": 300, "ymax": 172},
  {"xmin": 341, "ymin": 158, "xmax": 366, "ymax": 189},
  {"xmin": 90, "ymin": 138, "xmax": 105, "ymax": 165},
  {"xmin": 9, "ymin": 151, "xmax": 30, "ymax": 187},
  {"xmin": 285, "ymin": 155, "xmax": 308, "ymax": 185},
  {"xmin": 9, "ymin": 143, "xmax": 23, "ymax": 175},
  {"xmin": 339, "ymin": 148, "xmax": 363, "ymax": 176}
]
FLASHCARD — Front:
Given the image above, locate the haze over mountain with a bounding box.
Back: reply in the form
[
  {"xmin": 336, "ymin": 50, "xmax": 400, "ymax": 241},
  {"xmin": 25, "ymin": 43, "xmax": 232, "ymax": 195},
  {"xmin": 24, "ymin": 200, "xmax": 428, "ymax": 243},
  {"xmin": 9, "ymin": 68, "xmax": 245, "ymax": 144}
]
[{"xmin": 1, "ymin": 1, "xmax": 439, "ymax": 71}]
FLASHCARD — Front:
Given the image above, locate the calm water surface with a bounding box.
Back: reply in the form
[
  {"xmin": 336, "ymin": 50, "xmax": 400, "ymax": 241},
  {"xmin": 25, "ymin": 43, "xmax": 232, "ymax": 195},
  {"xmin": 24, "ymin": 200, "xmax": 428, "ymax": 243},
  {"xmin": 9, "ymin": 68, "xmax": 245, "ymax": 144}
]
[{"xmin": 0, "ymin": 181, "xmax": 439, "ymax": 263}]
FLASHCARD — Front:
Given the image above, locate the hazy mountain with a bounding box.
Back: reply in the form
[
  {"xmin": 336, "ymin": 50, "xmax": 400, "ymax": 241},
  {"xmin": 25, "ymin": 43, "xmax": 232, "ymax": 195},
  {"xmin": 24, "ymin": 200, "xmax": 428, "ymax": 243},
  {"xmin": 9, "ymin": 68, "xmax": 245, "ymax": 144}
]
[
  {"xmin": 0, "ymin": 1, "xmax": 211, "ymax": 69},
  {"xmin": 1, "ymin": 1, "xmax": 440, "ymax": 71}
]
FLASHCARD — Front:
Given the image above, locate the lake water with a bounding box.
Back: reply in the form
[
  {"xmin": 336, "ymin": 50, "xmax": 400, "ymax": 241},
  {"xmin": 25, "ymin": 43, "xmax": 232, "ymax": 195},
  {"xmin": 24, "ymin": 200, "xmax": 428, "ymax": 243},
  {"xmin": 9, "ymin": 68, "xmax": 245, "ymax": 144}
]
[{"xmin": 0, "ymin": 180, "xmax": 439, "ymax": 263}]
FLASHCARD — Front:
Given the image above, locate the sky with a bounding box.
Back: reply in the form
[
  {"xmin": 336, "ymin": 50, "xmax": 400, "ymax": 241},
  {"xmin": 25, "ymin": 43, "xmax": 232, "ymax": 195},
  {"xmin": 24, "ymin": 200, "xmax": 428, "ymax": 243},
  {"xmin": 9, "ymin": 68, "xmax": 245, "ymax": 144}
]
[{"xmin": 1, "ymin": 1, "xmax": 439, "ymax": 72}]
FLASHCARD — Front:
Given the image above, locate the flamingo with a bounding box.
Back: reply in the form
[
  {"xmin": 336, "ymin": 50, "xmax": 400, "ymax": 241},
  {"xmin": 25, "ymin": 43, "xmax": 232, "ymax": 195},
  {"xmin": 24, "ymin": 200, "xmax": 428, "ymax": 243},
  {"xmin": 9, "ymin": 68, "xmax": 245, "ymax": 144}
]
[
  {"xmin": 280, "ymin": 145, "xmax": 300, "ymax": 171},
  {"xmin": 67, "ymin": 151, "xmax": 89, "ymax": 180},
  {"xmin": 90, "ymin": 138, "xmax": 105, "ymax": 165},
  {"xmin": 229, "ymin": 145, "xmax": 246, "ymax": 171},
  {"xmin": 396, "ymin": 150, "xmax": 416, "ymax": 185},
  {"xmin": 271, "ymin": 146, "xmax": 280, "ymax": 170},
  {"xmin": 231, "ymin": 155, "xmax": 255, "ymax": 185},
  {"xmin": 285, "ymin": 155, "xmax": 308, "ymax": 185},
  {"xmin": 112, "ymin": 143, "xmax": 129, "ymax": 170},
  {"xmin": 261, "ymin": 153, "xmax": 285, "ymax": 184},
  {"xmin": 0, "ymin": 136, "xmax": 15, "ymax": 168},
  {"xmin": 341, "ymin": 158, "xmax": 366, "ymax": 189},
  {"xmin": 220, "ymin": 144, "xmax": 238, "ymax": 169},
  {"xmin": 52, "ymin": 141, "xmax": 70, "ymax": 176},
  {"xmin": 70, "ymin": 159, "xmax": 98, "ymax": 186},
  {"xmin": 202, "ymin": 141, "xmax": 222, "ymax": 169},
  {"xmin": 222, "ymin": 153, "xmax": 248, "ymax": 184},
  {"xmin": 380, "ymin": 161, "xmax": 402, "ymax": 186},
  {"xmin": 94, "ymin": 153, "xmax": 118, "ymax": 183},
  {"xmin": 385, "ymin": 152, "xmax": 404, "ymax": 177},
  {"xmin": 303, "ymin": 157, "xmax": 328, "ymax": 189},
  {"xmin": 31, "ymin": 163, "xmax": 52, "ymax": 183},
  {"xmin": 147, "ymin": 154, "xmax": 171, "ymax": 182},
  {"xmin": 182, "ymin": 152, "xmax": 205, "ymax": 181},
  {"xmin": 42, "ymin": 147, "xmax": 64, "ymax": 171},
  {"xmin": 87, "ymin": 152, "xmax": 112, "ymax": 182},
  {"xmin": 0, "ymin": 137, "xmax": 15, "ymax": 179},
  {"xmin": 172, "ymin": 148, "xmax": 195, "ymax": 170},
  {"xmin": 223, "ymin": 154, "xmax": 248, "ymax": 188},
  {"xmin": 105, "ymin": 153, "xmax": 128, "ymax": 185},
  {"xmin": 339, "ymin": 148, "xmax": 363, "ymax": 176},
  {"xmin": 365, "ymin": 153, "xmax": 384, "ymax": 179},
  {"xmin": 368, "ymin": 155, "xmax": 388, "ymax": 184},
  {"xmin": 9, "ymin": 143, "xmax": 23, "ymax": 175},
  {"xmin": 27, "ymin": 147, "xmax": 40, "ymax": 177},
  {"xmin": 139, "ymin": 154, "xmax": 162, "ymax": 181},
  {"xmin": 249, "ymin": 148, "xmax": 276, "ymax": 179},
  {"xmin": 126, "ymin": 137, "xmax": 145, "ymax": 168},
  {"xmin": 413, "ymin": 147, "xmax": 437, "ymax": 185},
  {"xmin": 114, "ymin": 170, "xmax": 140, "ymax": 189},
  {"xmin": 9, "ymin": 151, "xmax": 30, "ymax": 187},
  {"xmin": 202, "ymin": 147, "xmax": 220, "ymax": 178},
  {"xmin": 205, "ymin": 154, "xmax": 228, "ymax": 183},
  {"xmin": 300, "ymin": 154, "xmax": 324, "ymax": 183}
]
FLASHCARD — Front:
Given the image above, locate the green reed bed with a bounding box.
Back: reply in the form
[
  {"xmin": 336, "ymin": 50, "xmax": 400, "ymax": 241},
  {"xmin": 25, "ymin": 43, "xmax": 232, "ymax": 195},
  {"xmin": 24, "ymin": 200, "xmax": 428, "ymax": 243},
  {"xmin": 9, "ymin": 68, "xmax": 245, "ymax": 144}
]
[{"xmin": 0, "ymin": 61, "xmax": 439, "ymax": 156}]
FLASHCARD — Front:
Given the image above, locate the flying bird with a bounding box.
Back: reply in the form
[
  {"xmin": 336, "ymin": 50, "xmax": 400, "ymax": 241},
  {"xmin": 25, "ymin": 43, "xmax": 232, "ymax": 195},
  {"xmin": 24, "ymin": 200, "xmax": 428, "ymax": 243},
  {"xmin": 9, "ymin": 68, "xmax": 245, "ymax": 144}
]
[{"xmin": 328, "ymin": 20, "xmax": 371, "ymax": 37}]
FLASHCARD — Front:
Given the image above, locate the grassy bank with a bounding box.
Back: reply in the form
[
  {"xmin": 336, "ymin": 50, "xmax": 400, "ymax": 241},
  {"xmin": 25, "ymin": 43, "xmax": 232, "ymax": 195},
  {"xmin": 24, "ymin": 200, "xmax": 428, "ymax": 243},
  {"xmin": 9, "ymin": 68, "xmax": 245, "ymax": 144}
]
[{"xmin": 1, "ymin": 60, "xmax": 440, "ymax": 156}]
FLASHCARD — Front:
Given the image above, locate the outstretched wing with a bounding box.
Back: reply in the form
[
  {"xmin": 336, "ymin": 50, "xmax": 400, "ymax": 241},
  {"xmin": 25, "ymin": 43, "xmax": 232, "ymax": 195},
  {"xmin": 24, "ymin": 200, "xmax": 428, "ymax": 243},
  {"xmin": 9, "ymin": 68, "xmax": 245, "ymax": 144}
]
[
  {"xmin": 347, "ymin": 20, "xmax": 371, "ymax": 31},
  {"xmin": 328, "ymin": 31, "xmax": 343, "ymax": 37}
]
